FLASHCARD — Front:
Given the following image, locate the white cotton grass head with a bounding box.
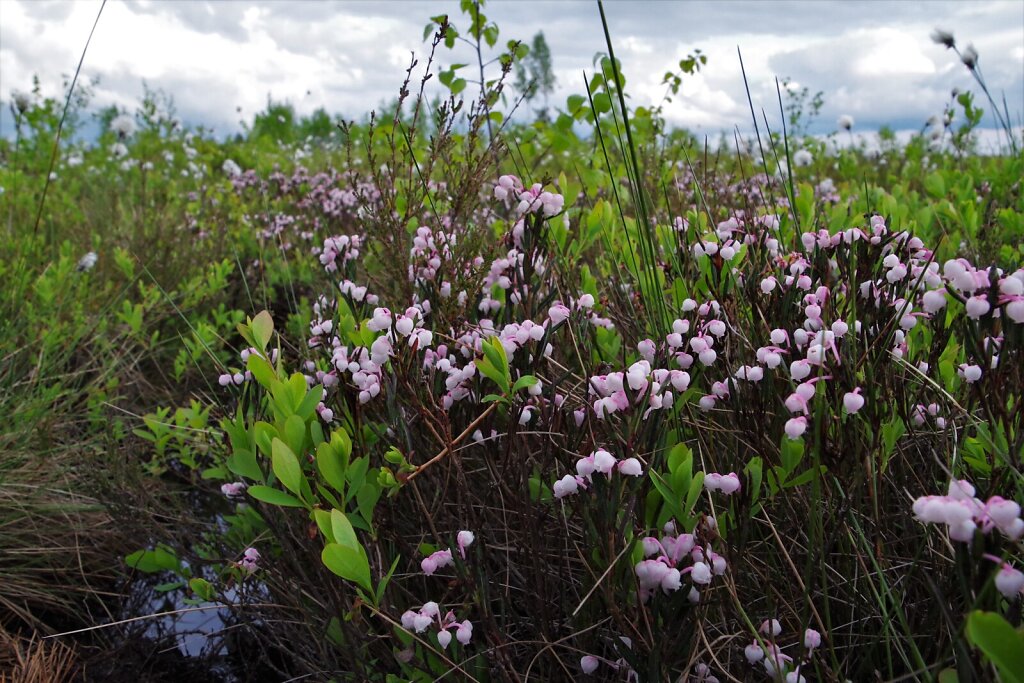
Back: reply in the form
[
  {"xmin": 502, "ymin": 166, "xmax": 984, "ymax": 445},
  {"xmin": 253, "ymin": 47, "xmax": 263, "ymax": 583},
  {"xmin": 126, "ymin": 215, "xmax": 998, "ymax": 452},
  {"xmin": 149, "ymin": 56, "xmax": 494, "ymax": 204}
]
[
  {"xmin": 960, "ymin": 44, "xmax": 979, "ymax": 69},
  {"xmin": 12, "ymin": 90, "xmax": 31, "ymax": 114},
  {"xmin": 110, "ymin": 113, "xmax": 136, "ymax": 138},
  {"xmin": 76, "ymin": 251, "xmax": 98, "ymax": 272},
  {"xmin": 930, "ymin": 28, "xmax": 955, "ymax": 48},
  {"xmin": 793, "ymin": 149, "xmax": 813, "ymax": 167},
  {"xmin": 222, "ymin": 159, "xmax": 242, "ymax": 177},
  {"xmin": 837, "ymin": 114, "xmax": 854, "ymax": 131}
]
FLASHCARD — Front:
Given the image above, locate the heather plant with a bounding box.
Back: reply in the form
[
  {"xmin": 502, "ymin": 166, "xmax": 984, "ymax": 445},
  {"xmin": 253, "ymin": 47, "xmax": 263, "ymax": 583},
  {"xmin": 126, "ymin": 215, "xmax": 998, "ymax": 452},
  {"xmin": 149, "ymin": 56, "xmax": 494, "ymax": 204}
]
[
  {"xmin": 2, "ymin": 5, "xmax": 1022, "ymax": 682},
  {"xmin": 143, "ymin": 114, "xmax": 1022, "ymax": 683}
]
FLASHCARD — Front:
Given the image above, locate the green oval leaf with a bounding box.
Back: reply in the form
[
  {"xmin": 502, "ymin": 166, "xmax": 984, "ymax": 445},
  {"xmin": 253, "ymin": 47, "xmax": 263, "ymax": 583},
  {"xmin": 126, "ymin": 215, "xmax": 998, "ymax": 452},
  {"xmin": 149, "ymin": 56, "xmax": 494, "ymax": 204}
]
[
  {"xmin": 322, "ymin": 543, "xmax": 372, "ymax": 593},
  {"xmin": 296, "ymin": 385, "xmax": 323, "ymax": 421},
  {"xmin": 330, "ymin": 508, "xmax": 359, "ymax": 549},
  {"xmin": 253, "ymin": 421, "xmax": 277, "ymax": 456},
  {"xmin": 317, "ymin": 442, "xmax": 348, "ymax": 495},
  {"xmin": 188, "ymin": 578, "xmax": 216, "ymax": 601},
  {"xmin": 356, "ymin": 482, "xmax": 380, "ymax": 528},
  {"xmin": 125, "ymin": 547, "xmax": 180, "ymax": 573},
  {"xmin": 226, "ymin": 447, "xmax": 262, "ymax": 482},
  {"xmin": 284, "ymin": 414, "xmax": 307, "ymax": 456},
  {"xmin": 966, "ymin": 611, "xmax": 1024, "ymax": 683},
  {"xmin": 512, "ymin": 375, "xmax": 538, "ymax": 392},
  {"xmin": 313, "ymin": 508, "xmax": 334, "ymax": 542},
  {"xmin": 271, "ymin": 437, "xmax": 303, "ymax": 496},
  {"xmin": 247, "ymin": 485, "xmax": 305, "ymax": 508},
  {"xmin": 247, "ymin": 354, "xmax": 276, "ymax": 388},
  {"xmin": 251, "ymin": 310, "xmax": 274, "ymax": 351}
]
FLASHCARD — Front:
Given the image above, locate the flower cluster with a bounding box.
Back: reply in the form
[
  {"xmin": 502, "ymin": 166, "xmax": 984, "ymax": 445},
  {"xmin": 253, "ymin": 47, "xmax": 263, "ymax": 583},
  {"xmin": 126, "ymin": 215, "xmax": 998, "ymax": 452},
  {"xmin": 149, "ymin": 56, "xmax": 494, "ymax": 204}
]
[
  {"xmin": 218, "ymin": 347, "xmax": 279, "ymax": 387},
  {"xmin": 400, "ymin": 602, "xmax": 473, "ymax": 649},
  {"xmin": 319, "ymin": 234, "xmax": 364, "ymax": 273},
  {"xmin": 943, "ymin": 259, "xmax": 1024, "ymax": 323},
  {"xmin": 912, "ymin": 479, "xmax": 1023, "ymax": 542},
  {"xmin": 588, "ymin": 360, "xmax": 690, "ymax": 421},
  {"xmin": 494, "ymin": 174, "xmax": 564, "ymax": 217},
  {"xmin": 339, "ymin": 279, "xmax": 379, "ymax": 306},
  {"xmin": 221, "ymin": 481, "xmax": 246, "ymax": 497},
  {"xmin": 744, "ymin": 620, "xmax": 822, "ymax": 681},
  {"xmin": 553, "ymin": 449, "xmax": 643, "ymax": 499},
  {"xmin": 421, "ymin": 530, "xmax": 475, "ymax": 575},
  {"xmin": 910, "ymin": 402, "xmax": 948, "ymax": 429},
  {"xmin": 408, "ymin": 224, "xmax": 455, "ymax": 284},
  {"xmin": 703, "ymin": 472, "xmax": 741, "ymax": 495},
  {"xmin": 228, "ymin": 166, "xmax": 378, "ymax": 251},
  {"xmin": 634, "ymin": 521, "xmax": 726, "ymax": 602},
  {"xmin": 307, "ymin": 302, "xmax": 434, "ymax": 407}
]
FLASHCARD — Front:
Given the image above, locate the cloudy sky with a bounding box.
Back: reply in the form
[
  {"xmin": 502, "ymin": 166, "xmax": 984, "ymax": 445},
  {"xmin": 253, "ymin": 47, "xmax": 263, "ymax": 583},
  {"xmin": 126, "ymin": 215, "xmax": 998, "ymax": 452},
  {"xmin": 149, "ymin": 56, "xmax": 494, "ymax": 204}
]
[{"xmin": 1, "ymin": 0, "xmax": 1021, "ymax": 140}]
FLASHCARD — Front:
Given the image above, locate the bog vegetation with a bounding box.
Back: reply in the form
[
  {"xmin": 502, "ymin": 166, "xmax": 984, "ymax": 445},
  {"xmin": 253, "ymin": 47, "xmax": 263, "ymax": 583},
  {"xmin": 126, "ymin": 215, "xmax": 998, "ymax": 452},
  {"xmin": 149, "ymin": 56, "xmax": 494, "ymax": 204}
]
[{"xmin": 2, "ymin": 3, "xmax": 1023, "ymax": 681}]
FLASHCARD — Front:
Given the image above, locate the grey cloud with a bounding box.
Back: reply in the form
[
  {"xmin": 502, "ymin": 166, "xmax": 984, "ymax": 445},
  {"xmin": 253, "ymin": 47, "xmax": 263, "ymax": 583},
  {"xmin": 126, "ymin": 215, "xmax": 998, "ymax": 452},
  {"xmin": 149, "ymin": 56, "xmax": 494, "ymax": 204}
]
[
  {"xmin": 16, "ymin": 0, "xmax": 74, "ymax": 22},
  {"xmin": 123, "ymin": 0, "xmax": 252, "ymax": 42}
]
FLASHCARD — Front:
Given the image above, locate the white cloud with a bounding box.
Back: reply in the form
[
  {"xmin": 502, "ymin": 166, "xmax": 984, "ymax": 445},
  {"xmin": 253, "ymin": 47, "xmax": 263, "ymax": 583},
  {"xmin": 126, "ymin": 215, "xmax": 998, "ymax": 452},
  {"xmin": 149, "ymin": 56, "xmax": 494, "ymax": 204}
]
[
  {"xmin": 852, "ymin": 29, "xmax": 936, "ymax": 78},
  {"xmin": 0, "ymin": 0, "xmax": 1020, "ymax": 138}
]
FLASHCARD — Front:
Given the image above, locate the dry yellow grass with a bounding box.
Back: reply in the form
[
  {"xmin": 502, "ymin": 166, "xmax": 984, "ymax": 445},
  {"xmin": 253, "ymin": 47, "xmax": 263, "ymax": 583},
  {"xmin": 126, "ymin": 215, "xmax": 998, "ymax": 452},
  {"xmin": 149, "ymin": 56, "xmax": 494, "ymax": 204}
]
[{"xmin": 0, "ymin": 629, "xmax": 77, "ymax": 683}]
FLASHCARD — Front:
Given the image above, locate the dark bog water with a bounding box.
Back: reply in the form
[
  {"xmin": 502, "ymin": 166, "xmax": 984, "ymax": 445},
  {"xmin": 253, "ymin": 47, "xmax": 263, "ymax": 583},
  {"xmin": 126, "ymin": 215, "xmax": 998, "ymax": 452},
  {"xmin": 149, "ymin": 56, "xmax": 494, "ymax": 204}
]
[{"xmin": 83, "ymin": 485, "xmax": 283, "ymax": 681}]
